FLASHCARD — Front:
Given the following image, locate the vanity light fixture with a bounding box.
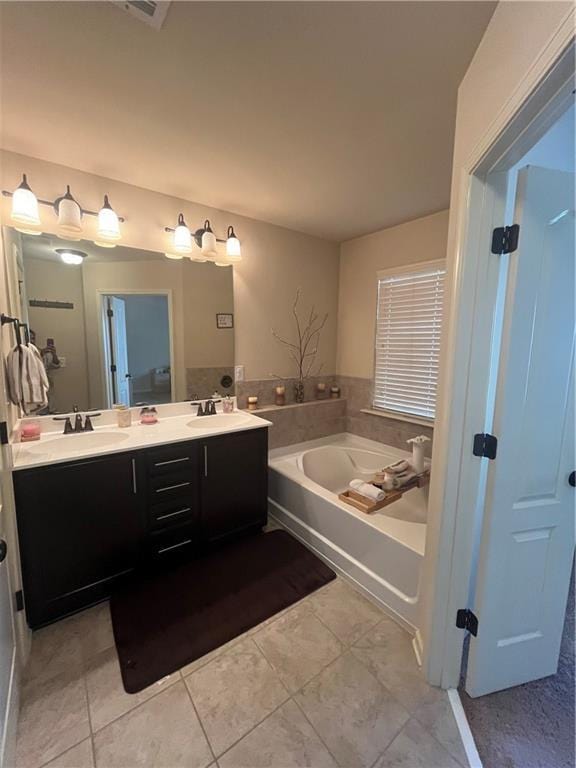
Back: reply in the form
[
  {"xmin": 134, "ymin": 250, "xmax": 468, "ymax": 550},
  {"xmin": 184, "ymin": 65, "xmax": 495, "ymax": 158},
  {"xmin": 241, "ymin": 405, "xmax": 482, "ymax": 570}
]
[
  {"xmin": 225, "ymin": 226, "xmax": 242, "ymax": 262},
  {"xmin": 2, "ymin": 174, "xmax": 125, "ymax": 245},
  {"xmin": 173, "ymin": 213, "xmax": 193, "ymax": 254},
  {"xmin": 164, "ymin": 217, "xmax": 242, "ymax": 265},
  {"xmin": 55, "ymin": 248, "xmax": 87, "ymax": 266},
  {"xmin": 95, "ymin": 195, "xmax": 121, "ymax": 247},
  {"xmin": 56, "ymin": 186, "xmax": 83, "ymax": 241},
  {"xmin": 9, "ymin": 175, "xmax": 41, "ymax": 235}
]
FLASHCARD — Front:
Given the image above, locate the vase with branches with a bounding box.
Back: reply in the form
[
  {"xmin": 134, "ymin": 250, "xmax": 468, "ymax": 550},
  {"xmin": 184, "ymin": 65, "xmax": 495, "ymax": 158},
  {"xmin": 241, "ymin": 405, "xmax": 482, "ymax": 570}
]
[{"xmin": 271, "ymin": 289, "xmax": 328, "ymax": 403}]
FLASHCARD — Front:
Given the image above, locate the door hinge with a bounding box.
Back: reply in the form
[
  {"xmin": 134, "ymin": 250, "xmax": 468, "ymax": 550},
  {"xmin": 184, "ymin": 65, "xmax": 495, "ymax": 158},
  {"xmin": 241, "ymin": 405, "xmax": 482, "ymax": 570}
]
[
  {"xmin": 0, "ymin": 422, "xmax": 8, "ymax": 445},
  {"xmin": 15, "ymin": 590, "xmax": 24, "ymax": 612},
  {"xmin": 456, "ymin": 608, "xmax": 478, "ymax": 637},
  {"xmin": 491, "ymin": 224, "xmax": 520, "ymax": 255},
  {"xmin": 107, "ymin": 308, "xmax": 114, "ymax": 318},
  {"xmin": 473, "ymin": 432, "xmax": 498, "ymax": 459},
  {"xmin": 110, "ymin": 364, "xmax": 117, "ymax": 373}
]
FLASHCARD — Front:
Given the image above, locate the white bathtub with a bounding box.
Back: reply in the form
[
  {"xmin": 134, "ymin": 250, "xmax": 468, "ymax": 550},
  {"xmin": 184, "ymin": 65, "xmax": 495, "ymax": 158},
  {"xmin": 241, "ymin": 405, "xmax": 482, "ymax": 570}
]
[{"xmin": 268, "ymin": 433, "xmax": 428, "ymax": 628}]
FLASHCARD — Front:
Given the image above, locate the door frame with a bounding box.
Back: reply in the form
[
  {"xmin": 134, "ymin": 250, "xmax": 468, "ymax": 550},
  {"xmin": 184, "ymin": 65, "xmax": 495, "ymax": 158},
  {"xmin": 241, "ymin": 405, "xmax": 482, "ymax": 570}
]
[
  {"xmin": 96, "ymin": 289, "xmax": 176, "ymax": 408},
  {"xmin": 421, "ymin": 26, "xmax": 575, "ymax": 688}
]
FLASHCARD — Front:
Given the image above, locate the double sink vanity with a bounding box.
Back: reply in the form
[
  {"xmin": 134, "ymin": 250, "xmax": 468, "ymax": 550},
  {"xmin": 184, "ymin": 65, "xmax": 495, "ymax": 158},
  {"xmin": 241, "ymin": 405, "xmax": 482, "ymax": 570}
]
[{"xmin": 12, "ymin": 404, "xmax": 271, "ymax": 628}]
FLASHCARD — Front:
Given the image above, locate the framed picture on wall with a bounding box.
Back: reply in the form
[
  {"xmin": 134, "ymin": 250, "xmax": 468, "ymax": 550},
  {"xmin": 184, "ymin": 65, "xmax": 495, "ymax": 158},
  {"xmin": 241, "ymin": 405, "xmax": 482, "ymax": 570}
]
[{"xmin": 216, "ymin": 313, "xmax": 234, "ymax": 329}]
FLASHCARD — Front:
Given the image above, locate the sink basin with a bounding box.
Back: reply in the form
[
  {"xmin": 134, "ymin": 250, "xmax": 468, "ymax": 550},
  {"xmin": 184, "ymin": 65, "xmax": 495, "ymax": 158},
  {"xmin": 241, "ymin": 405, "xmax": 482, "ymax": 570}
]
[
  {"xmin": 24, "ymin": 431, "xmax": 130, "ymax": 456},
  {"xmin": 186, "ymin": 413, "xmax": 253, "ymax": 430}
]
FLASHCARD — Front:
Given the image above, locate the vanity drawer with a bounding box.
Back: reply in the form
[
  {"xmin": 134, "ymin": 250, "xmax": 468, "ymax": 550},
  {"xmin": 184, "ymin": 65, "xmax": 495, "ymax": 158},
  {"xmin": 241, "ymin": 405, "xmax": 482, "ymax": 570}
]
[
  {"xmin": 146, "ymin": 443, "xmax": 196, "ymax": 476},
  {"xmin": 148, "ymin": 472, "xmax": 194, "ymax": 502},
  {"xmin": 146, "ymin": 524, "xmax": 196, "ymax": 563},
  {"xmin": 148, "ymin": 497, "xmax": 196, "ymax": 531}
]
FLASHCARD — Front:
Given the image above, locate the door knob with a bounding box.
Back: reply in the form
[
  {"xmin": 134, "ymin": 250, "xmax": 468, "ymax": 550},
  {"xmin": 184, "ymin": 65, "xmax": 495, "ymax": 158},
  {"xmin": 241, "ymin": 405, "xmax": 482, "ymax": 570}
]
[
  {"xmin": 569, "ymin": 471, "xmax": 575, "ymax": 488},
  {"xmin": 0, "ymin": 540, "xmax": 7, "ymax": 563}
]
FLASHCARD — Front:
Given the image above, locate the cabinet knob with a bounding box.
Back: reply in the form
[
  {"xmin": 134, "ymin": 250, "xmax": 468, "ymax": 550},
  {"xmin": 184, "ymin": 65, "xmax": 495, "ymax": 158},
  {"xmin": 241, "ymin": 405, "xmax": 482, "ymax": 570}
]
[{"xmin": 0, "ymin": 540, "xmax": 7, "ymax": 563}]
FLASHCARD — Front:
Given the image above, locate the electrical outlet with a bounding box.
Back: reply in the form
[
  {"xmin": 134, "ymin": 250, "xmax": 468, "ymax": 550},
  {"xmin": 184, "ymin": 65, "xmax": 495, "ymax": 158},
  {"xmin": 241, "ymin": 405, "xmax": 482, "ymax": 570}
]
[
  {"xmin": 58, "ymin": 356, "xmax": 67, "ymax": 368},
  {"xmin": 235, "ymin": 365, "xmax": 245, "ymax": 382}
]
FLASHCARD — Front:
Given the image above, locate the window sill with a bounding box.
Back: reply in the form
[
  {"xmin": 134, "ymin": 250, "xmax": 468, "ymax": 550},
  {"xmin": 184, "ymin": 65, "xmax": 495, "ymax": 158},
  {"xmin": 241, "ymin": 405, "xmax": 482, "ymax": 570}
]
[{"xmin": 360, "ymin": 408, "xmax": 434, "ymax": 429}]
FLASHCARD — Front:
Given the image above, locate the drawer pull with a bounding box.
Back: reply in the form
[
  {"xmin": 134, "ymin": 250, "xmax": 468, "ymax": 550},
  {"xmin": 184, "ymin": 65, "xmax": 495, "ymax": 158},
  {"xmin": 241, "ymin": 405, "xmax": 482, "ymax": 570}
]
[
  {"xmin": 155, "ymin": 481, "xmax": 191, "ymax": 493},
  {"xmin": 156, "ymin": 507, "xmax": 191, "ymax": 521},
  {"xmin": 157, "ymin": 539, "xmax": 192, "ymax": 555},
  {"xmin": 131, "ymin": 459, "xmax": 137, "ymax": 495},
  {"xmin": 154, "ymin": 457, "xmax": 190, "ymax": 467}
]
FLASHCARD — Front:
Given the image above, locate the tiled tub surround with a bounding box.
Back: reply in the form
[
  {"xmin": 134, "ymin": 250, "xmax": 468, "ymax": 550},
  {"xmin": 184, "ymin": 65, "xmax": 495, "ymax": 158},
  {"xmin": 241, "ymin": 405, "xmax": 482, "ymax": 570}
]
[
  {"xmin": 250, "ymin": 399, "xmax": 346, "ymax": 450},
  {"xmin": 269, "ymin": 434, "xmax": 427, "ymax": 628},
  {"xmin": 15, "ymin": 571, "xmax": 468, "ymax": 768},
  {"xmin": 337, "ymin": 376, "xmax": 434, "ymax": 454},
  {"xmin": 237, "ymin": 375, "xmax": 433, "ymax": 451},
  {"xmin": 186, "ymin": 366, "xmax": 235, "ymax": 400}
]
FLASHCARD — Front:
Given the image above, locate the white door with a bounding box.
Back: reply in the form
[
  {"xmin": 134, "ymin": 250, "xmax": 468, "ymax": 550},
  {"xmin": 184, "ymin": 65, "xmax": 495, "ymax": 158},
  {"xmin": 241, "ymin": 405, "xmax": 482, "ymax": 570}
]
[
  {"xmin": 466, "ymin": 166, "xmax": 575, "ymax": 697},
  {"xmin": 0, "ymin": 461, "xmax": 16, "ymax": 766},
  {"xmin": 109, "ymin": 297, "xmax": 131, "ymax": 406}
]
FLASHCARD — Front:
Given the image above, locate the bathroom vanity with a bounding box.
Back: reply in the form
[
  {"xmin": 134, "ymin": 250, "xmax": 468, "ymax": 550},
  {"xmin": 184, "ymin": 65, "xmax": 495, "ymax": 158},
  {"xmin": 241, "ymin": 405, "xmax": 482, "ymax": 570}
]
[{"xmin": 12, "ymin": 412, "xmax": 270, "ymax": 628}]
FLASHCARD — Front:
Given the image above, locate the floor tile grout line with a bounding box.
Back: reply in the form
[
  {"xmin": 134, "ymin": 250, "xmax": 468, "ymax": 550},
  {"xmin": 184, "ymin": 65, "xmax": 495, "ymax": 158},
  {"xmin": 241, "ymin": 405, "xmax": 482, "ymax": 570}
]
[
  {"xmin": 182, "ymin": 676, "xmax": 218, "ymax": 766},
  {"xmin": 366, "ymin": 715, "xmax": 412, "ymax": 768},
  {"xmin": 208, "ymin": 696, "xmax": 291, "ymax": 763},
  {"xmin": 81, "ymin": 673, "xmax": 98, "ymax": 768},
  {"xmin": 88, "ymin": 671, "xmax": 182, "ymax": 735},
  {"xmin": 289, "ymin": 692, "xmax": 344, "ymax": 768}
]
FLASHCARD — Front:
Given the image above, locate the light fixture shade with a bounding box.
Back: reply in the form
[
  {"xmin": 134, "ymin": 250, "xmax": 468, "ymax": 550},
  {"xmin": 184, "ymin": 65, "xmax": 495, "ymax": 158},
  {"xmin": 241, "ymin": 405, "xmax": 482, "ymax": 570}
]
[
  {"xmin": 11, "ymin": 174, "xmax": 41, "ymax": 234},
  {"xmin": 173, "ymin": 213, "xmax": 192, "ymax": 254},
  {"xmin": 225, "ymin": 225, "xmax": 242, "ymax": 262},
  {"xmin": 165, "ymin": 251, "xmax": 184, "ymax": 260},
  {"xmin": 57, "ymin": 186, "xmax": 82, "ymax": 240},
  {"xmin": 55, "ymin": 248, "xmax": 86, "ymax": 266},
  {"xmin": 201, "ymin": 219, "xmax": 217, "ymax": 256},
  {"xmin": 96, "ymin": 195, "xmax": 121, "ymax": 246}
]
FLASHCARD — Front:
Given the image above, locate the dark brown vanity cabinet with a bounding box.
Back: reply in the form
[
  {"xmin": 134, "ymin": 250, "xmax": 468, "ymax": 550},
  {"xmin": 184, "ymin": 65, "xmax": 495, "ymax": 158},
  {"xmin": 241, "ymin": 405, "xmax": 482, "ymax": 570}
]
[
  {"xmin": 14, "ymin": 453, "xmax": 145, "ymax": 628},
  {"xmin": 200, "ymin": 428, "xmax": 268, "ymax": 543},
  {"xmin": 13, "ymin": 427, "xmax": 268, "ymax": 627}
]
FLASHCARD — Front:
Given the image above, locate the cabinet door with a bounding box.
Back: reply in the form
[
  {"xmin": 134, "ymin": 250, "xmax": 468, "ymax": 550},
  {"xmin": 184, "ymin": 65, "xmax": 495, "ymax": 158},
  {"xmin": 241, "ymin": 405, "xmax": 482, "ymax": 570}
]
[
  {"xmin": 14, "ymin": 453, "xmax": 144, "ymax": 627},
  {"xmin": 201, "ymin": 428, "xmax": 268, "ymax": 542}
]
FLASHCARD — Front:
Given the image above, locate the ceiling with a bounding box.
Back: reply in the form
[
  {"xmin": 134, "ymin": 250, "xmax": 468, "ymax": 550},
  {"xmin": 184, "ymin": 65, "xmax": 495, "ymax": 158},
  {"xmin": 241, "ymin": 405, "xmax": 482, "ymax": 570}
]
[
  {"xmin": 21, "ymin": 234, "xmax": 161, "ymax": 264},
  {"xmin": 0, "ymin": 1, "xmax": 495, "ymax": 242}
]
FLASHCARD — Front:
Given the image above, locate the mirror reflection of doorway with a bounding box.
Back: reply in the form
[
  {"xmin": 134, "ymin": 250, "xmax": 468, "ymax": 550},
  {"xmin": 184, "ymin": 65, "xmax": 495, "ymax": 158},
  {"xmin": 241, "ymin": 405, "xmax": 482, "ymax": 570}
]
[{"xmin": 101, "ymin": 292, "xmax": 173, "ymax": 407}]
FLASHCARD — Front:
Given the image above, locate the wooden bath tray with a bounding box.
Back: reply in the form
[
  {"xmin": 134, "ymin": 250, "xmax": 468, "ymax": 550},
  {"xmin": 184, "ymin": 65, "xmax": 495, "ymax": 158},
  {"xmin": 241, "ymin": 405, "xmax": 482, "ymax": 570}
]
[{"xmin": 338, "ymin": 471, "xmax": 430, "ymax": 515}]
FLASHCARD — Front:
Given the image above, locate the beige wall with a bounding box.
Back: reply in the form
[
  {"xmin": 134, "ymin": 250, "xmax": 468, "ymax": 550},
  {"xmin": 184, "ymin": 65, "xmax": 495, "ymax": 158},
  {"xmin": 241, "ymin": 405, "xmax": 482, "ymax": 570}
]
[
  {"xmin": 337, "ymin": 210, "xmax": 449, "ymax": 379},
  {"xmin": 24, "ymin": 257, "xmax": 90, "ymax": 411},
  {"xmin": 0, "ymin": 151, "xmax": 340, "ymax": 385}
]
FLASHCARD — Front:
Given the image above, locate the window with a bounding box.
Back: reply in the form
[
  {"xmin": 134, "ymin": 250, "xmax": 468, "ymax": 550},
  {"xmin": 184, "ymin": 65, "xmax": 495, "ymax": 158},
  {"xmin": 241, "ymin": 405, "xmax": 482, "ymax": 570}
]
[{"xmin": 373, "ymin": 260, "xmax": 446, "ymax": 420}]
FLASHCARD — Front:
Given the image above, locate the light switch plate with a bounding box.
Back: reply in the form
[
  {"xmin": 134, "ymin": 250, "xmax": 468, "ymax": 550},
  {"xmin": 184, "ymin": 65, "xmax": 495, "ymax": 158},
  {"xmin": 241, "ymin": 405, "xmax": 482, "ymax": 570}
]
[{"xmin": 235, "ymin": 365, "xmax": 245, "ymax": 382}]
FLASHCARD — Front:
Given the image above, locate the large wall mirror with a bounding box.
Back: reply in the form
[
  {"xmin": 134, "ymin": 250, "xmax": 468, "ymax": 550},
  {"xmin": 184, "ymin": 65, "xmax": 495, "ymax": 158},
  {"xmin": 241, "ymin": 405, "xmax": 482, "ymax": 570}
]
[{"xmin": 2, "ymin": 227, "xmax": 235, "ymax": 413}]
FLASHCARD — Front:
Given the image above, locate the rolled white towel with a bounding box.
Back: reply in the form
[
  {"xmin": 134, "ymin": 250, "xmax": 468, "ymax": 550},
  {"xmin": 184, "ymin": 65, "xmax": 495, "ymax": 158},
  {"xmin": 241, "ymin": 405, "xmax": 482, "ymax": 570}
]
[
  {"xmin": 349, "ymin": 479, "xmax": 385, "ymax": 502},
  {"xmin": 383, "ymin": 459, "xmax": 411, "ymax": 475}
]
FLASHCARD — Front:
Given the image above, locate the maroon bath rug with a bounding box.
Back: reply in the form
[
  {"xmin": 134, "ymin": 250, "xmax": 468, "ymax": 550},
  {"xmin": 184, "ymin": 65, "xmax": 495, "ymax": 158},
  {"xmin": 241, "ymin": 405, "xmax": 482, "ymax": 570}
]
[{"xmin": 110, "ymin": 529, "xmax": 335, "ymax": 693}]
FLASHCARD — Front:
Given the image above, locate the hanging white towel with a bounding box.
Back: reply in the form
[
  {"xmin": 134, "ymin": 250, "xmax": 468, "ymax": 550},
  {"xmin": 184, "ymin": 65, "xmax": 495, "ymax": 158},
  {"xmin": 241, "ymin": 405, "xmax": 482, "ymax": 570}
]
[{"xmin": 6, "ymin": 343, "xmax": 49, "ymax": 414}]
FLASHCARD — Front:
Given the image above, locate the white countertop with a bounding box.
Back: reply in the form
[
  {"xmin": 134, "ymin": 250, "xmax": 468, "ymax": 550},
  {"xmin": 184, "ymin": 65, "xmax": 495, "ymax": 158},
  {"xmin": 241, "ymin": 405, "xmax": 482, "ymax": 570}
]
[{"xmin": 11, "ymin": 409, "xmax": 272, "ymax": 471}]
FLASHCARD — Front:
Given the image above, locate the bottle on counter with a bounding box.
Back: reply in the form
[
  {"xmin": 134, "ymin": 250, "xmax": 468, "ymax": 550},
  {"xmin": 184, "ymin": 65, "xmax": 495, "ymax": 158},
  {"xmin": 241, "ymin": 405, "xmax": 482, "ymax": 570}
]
[{"xmin": 114, "ymin": 404, "xmax": 132, "ymax": 428}]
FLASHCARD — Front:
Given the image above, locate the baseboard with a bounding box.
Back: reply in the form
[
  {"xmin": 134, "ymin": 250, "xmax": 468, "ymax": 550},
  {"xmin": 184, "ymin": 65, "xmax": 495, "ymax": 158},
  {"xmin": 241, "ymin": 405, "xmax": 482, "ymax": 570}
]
[
  {"xmin": 412, "ymin": 629, "xmax": 424, "ymax": 667},
  {"xmin": 1, "ymin": 644, "xmax": 20, "ymax": 768},
  {"xmin": 447, "ymin": 688, "xmax": 483, "ymax": 768}
]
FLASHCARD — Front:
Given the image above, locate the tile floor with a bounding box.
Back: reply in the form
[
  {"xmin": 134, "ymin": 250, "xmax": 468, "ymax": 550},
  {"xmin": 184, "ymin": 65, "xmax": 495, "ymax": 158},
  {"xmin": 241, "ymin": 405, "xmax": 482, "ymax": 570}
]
[{"xmin": 15, "ymin": 577, "xmax": 468, "ymax": 768}]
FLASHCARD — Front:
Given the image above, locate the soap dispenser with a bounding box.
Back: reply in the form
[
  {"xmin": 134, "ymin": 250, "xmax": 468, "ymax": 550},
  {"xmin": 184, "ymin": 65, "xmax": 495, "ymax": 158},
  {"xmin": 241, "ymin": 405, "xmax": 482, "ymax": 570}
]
[{"xmin": 406, "ymin": 435, "xmax": 431, "ymax": 474}]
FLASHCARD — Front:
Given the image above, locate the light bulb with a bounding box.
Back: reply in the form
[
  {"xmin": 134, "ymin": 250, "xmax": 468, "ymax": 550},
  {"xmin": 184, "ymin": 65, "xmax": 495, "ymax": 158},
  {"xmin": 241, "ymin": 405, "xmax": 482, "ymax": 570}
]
[
  {"xmin": 57, "ymin": 186, "xmax": 82, "ymax": 240},
  {"xmin": 11, "ymin": 174, "xmax": 41, "ymax": 234},
  {"xmin": 96, "ymin": 195, "xmax": 121, "ymax": 247},
  {"xmin": 173, "ymin": 213, "xmax": 192, "ymax": 254},
  {"xmin": 201, "ymin": 219, "xmax": 217, "ymax": 256},
  {"xmin": 55, "ymin": 249, "xmax": 86, "ymax": 266},
  {"xmin": 225, "ymin": 225, "xmax": 242, "ymax": 263}
]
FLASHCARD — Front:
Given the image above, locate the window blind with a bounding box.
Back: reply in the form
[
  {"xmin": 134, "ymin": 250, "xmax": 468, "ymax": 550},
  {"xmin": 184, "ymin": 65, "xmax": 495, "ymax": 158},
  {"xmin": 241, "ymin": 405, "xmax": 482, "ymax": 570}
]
[{"xmin": 373, "ymin": 263, "xmax": 446, "ymax": 420}]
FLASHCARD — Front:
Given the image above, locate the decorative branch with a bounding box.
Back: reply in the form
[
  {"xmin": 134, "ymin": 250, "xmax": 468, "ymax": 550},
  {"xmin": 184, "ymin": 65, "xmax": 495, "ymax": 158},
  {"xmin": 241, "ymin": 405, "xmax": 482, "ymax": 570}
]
[{"xmin": 270, "ymin": 289, "xmax": 328, "ymax": 393}]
